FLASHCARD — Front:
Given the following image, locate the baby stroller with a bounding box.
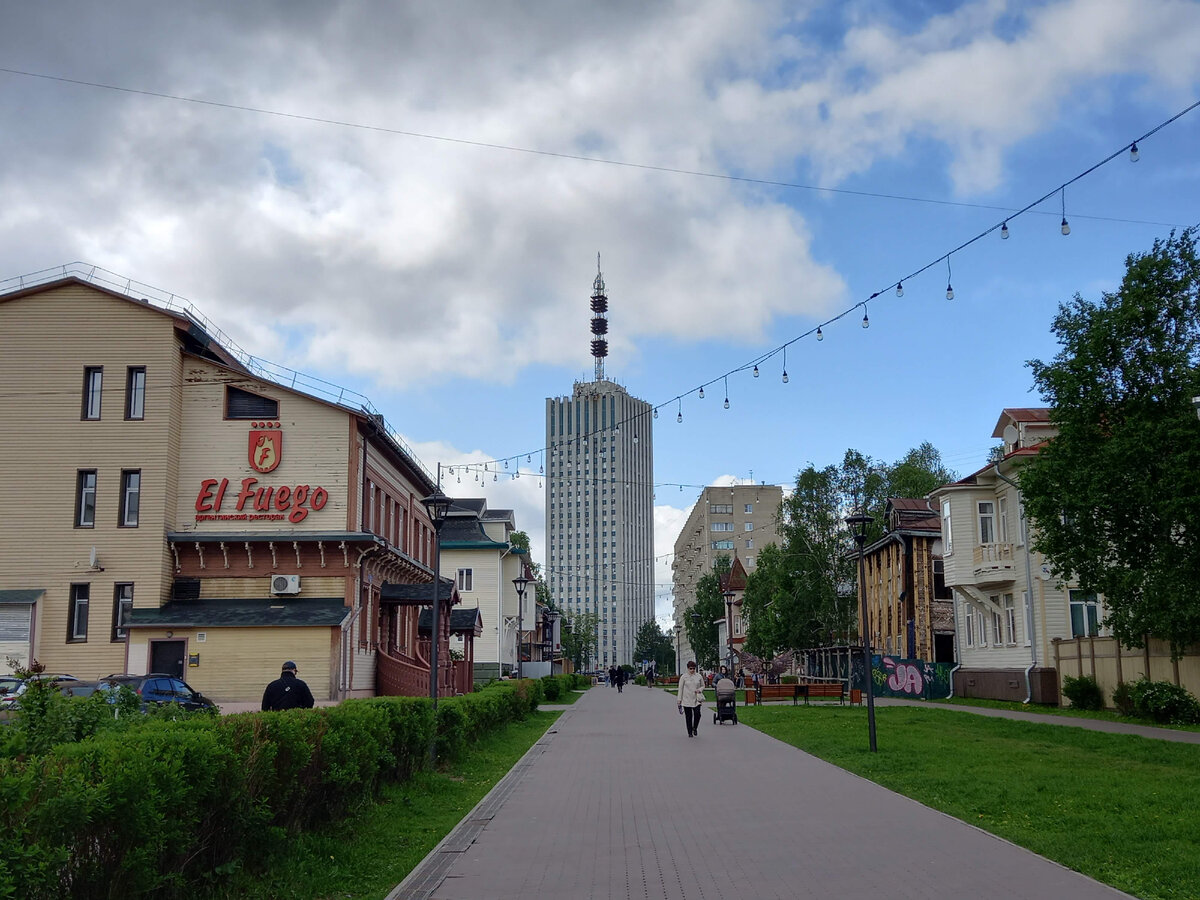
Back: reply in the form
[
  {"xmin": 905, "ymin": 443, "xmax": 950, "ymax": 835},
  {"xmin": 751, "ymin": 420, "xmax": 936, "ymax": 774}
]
[{"xmin": 713, "ymin": 677, "xmax": 738, "ymax": 725}]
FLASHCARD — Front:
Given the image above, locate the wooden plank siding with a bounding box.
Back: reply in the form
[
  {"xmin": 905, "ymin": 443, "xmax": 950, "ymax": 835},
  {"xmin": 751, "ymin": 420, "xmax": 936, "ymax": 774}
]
[
  {"xmin": 130, "ymin": 625, "xmax": 336, "ymax": 702},
  {"xmin": 0, "ymin": 283, "xmax": 183, "ymax": 678}
]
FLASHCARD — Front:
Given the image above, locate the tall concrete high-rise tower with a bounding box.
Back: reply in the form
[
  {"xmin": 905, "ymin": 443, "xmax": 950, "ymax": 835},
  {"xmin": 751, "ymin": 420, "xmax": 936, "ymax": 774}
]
[{"xmin": 545, "ymin": 258, "xmax": 654, "ymax": 669}]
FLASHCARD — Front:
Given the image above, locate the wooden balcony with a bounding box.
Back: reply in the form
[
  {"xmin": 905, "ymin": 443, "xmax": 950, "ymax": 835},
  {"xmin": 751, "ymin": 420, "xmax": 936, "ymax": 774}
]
[{"xmin": 972, "ymin": 542, "xmax": 1016, "ymax": 584}]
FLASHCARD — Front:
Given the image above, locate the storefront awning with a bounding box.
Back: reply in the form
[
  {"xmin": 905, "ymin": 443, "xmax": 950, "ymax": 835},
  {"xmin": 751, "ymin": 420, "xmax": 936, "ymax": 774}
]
[
  {"xmin": 0, "ymin": 589, "xmax": 44, "ymax": 604},
  {"xmin": 126, "ymin": 597, "xmax": 350, "ymax": 628}
]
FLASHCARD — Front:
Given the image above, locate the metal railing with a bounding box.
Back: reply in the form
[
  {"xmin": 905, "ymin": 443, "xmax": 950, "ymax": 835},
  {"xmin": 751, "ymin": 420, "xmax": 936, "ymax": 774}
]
[{"xmin": 1, "ymin": 262, "xmax": 435, "ymax": 484}]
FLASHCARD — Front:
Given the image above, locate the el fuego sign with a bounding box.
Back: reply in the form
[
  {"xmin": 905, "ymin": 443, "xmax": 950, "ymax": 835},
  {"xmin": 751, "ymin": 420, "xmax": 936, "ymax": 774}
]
[{"xmin": 195, "ymin": 477, "xmax": 329, "ymax": 523}]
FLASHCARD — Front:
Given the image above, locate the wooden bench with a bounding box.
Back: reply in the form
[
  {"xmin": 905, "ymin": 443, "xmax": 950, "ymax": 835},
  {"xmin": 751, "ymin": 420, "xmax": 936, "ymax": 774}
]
[{"xmin": 744, "ymin": 683, "xmax": 800, "ymax": 705}]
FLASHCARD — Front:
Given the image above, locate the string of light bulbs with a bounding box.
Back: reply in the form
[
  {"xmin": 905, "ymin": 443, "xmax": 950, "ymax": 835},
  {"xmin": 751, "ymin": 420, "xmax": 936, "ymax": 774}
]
[{"xmin": 444, "ymin": 97, "xmax": 1200, "ymax": 484}]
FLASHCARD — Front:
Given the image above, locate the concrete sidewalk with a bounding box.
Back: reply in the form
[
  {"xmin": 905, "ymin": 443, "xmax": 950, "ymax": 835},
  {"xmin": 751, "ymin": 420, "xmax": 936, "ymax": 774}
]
[{"xmin": 390, "ymin": 684, "xmax": 1130, "ymax": 899}]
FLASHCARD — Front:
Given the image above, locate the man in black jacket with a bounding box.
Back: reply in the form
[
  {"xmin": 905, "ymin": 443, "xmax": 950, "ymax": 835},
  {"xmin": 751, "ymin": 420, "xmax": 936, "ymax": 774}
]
[{"xmin": 261, "ymin": 660, "xmax": 315, "ymax": 711}]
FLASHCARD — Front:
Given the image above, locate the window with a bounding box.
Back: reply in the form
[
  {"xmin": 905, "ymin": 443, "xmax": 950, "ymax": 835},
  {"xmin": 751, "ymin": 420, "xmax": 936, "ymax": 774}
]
[
  {"xmin": 1069, "ymin": 590, "xmax": 1100, "ymax": 637},
  {"xmin": 992, "ymin": 610, "xmax": 1004, "ymax": 646},
  {"xmin": 998, "ymin": 496, "xmax": 1009, "ymax": 543},
  {"xmin": 1004, "ymin": 593, "xmax": 1017, "ymax": 645},
  {"xmin": 119, "ymin": 470, "xmax": 141, "ymax": 527},
  {"xmin": 710, "ymin": 503, "xmax": 733, "ymax": 514},
  {"xmin": 82, "ymin": 367, "xmax": 103, "ymax": 419},
  {"xmin": 225, "ymin": 385, "xmax": 279, "ymax": 419},
  {"xmin": 941, "ymin": 498, "xmax": 953, "ymax": 554},
  {"xmin": 744, "ymin": 522, "xmax": 754, "ymax": 532},
  {"xmin": 1017, "ymin": 503, "xmax": 1027, "ymax": 546},
  {"xmin": 964, "ymin": 605, "xmax": 974, "ymax": 647},
  {"xmin": 76, "ymin": 470, "xmax": 97, "ymax": 527},
  {"xmin": 746, "ymin": 556, "xmax": 755, "ymax": 567},
  {"xmin": 744, "ymin": 503, "xmax": 753, "ymax": 513},
  {"xmin": 112, "ymin": 584, "xmax": 133, "ymax": 641},
  {"xmin": 710, "ymin": 522, "xmax": 733, "ymax": 532},
  {"xmin": 457, "ymin": 568, "xmax": 473, "ymax": 592},
  {"xmin": 68, "ymin": 584, "xmax": 89, "ymax": 641},
  {"xmin": 125, "ymin": 367, "xmax": 146, "ymax": 419},
  {"xmin": 711, "ymin": 540, "xmax": 734, "ymax": 550},
  {"xmin": 978, "ymin": 501, "xmax": 995, "ymax": 544},
  {"xmin": 745, "ymin": 539, "xmax": 754, "ymax": 549},
  {"xmin": 978, "ymin": 612, "xmax": 987, "ymax": 646}
]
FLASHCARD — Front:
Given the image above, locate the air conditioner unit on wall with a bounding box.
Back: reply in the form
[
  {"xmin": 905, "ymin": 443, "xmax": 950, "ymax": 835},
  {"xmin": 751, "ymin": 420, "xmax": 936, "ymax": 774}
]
[{"xmin": 271, "ymin": 574, "xmax": 301, "ymax": 595}]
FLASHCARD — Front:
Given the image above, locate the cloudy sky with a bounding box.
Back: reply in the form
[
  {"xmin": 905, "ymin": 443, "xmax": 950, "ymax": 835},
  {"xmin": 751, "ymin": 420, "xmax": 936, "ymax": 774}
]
[{"xmin": 2, "ymin": 1, "xmax": 1198, "ymax": 626}]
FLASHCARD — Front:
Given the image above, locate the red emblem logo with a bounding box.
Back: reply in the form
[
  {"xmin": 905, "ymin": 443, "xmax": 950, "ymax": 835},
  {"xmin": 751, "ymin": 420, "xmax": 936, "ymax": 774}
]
[{"xmin": 249, "ymin": 429, "xmax": 282, "ymax": 473}]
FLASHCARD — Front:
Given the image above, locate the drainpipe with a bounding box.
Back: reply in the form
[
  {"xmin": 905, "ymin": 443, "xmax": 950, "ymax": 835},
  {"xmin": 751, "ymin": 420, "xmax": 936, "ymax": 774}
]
[
  {"xmin": 993, "ymin": 464, "xmax": 1038, "ymax": 704},
  {"xmin": 947, "ymin": 662, "xmax": 961, "ymax": 700}
]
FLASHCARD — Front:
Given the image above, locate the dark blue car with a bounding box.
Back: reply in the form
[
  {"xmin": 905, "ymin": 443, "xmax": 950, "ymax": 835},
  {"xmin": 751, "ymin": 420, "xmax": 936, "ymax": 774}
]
[{"xmin": 97, "ymin": 674, "xmax": 217, "ymax": 713}]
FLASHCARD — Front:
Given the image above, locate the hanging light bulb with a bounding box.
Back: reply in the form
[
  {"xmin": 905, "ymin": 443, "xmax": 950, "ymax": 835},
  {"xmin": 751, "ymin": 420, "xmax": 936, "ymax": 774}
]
[
  {"xmin": 723, "ymin": 378, "xmax": 729, "ymax": 409},
  {"xmin": 1130, "ymin": 141, "xmax": 1140, "ymax": 162},
  {"xmin": 677, "ymin": 401, "xmax": 683, "ymax": 424},
  {"xmin": 526, "ymin": 454, "xmax": 531, "ymax": 463},
  {"xmin": 946, "ymin": 282, "xmax": 954, "ymax": 300},
  {"xmin": 456, "ymin": 474, "xmax": 461, "ymax": 483},
  {"xmin": 945, "ymin": 256, "xmax": 954, "ymax": 300},
  {"xmin": 1001, "ymin": 221, "xmax": 1009, "ymax": 240},
  {"xmin": 633, "ymin": 434, "xmax": 639, "ymax": 445},
  {"xmin": 782, "ymin": 346, "xmax": 788, "ymax": 383},
  {"xmin": 862, "ymin": 309, "xmax": 870, "ymax": 328},
  {"xmin": 1060, "ymin": 188, "xmax": 1070, "ymax": 235},
  {"xmin": 895, "ymin": 281, "xmax": 904, "ymax": 298},
  {"xmin": 504, "ymin": 459, "xmax": 509, "ymax": 469},
  {"xmin": 1061, "ymin": 217, "xmax": 1070, "ymax": 236},
  {"xmin": 614, "ymin": 423, "xmax": 620, "ymax": 434},
  {"xmin": 752, "ymin": 365, "xmax": 759, "ymax": 378},
  {"xmin": 698, "ymin": 386, "xmax": 705, "ymax": 399},
  {"xmin": 782, "ymin": 370, "xmax": 789, "ymax": 383},
  {"xmin": 653, "ymin": 408, "xmax": 658, "ymax": 419},
  {"xmin": 816, "ymin": 326, "xmax": 823, "ymax": 341},
  {"xmin": 539, "ymin": 464, "xmax": 544, "ymax": 473}
]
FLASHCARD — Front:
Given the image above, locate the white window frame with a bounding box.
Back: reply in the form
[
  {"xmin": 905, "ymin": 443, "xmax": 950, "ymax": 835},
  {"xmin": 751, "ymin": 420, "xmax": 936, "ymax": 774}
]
[
  {"xmin": 69, "ymin": 584, "xmax": 90, "ymax": 642},
  {"xmin": 82, "ymin": 366, "xmax": 103, "ymax": 420},
  {"xmin": 1022, "ymin": 591, "xmax": 1032, "ymax": 646},
  {"xmin": 998, "ymin": 496, "xmax": 1009, "ymax": 543},
  {"xmin": 992, "ymin": 609, "xmax": 1004, "ymax": 646},
  {"xmin": 744, "ymin": 503, "xmax": 753, "ymax": 513},
  {"xmin": 942, "ymin": 498, "xmax": 953, "ymax": 555},
  {"xmin": 119, "ymin": 470, "xmax": 141, "ymax": 527},
  {"xmin": 1004, "ymin": 593, "xmax": 1017, "ymax": 645},
  {"xmin": 112, "ymin": 583, "xmax": 133, "ymax": 642},
  {"xmin": 125, "ymin": 367, "xmax": 146, "ymax": 420},
  {"xmin": 457, "ymin": 568, "xmax": 473, "ymax": 592},
  {"xmin": 963, "ymin": 604, "xmax": 974, "ymax": 647},
  {"xmin": 744, "ymin": 522, "xmax": 754, "ymax": 532},
  {"xmin": 1069, "ymin": 590, "xmax": 1101, "ymax": 638},
  {"xmin": 978, "ymin": 501, "xmax": 996, "ymax": 545},
  {"xmin": 76, "ymin": 470, "xmax": 97, "ymax": 528}
]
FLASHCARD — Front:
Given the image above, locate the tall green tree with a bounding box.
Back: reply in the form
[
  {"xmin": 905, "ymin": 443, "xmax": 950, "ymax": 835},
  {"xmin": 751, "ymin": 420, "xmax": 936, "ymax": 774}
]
[
  {"xmin": 632, "ymin": 620, "xmax": 676, "ymax": 674},
  {"xmin": 1022, "ymin": 229, "xmax": 1200, "ymax": 654},
  {"xmin": 684, "ymin": 556, "xmax": 730, "ymax": 669},
  {"xmin": 509, "ymin": 531, "xmax": 551, "ymax": 606},
  {"xmin": 743, "ymin": 445, "xmax": 956, "ymax": 656},
  {"xmin": 560, "ymin": 611, "xmax": 600, "ymax": 670}
]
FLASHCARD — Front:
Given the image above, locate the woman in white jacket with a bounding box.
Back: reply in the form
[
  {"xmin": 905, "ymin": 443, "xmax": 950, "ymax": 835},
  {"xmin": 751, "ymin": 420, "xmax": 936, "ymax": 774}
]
[{"xmin": 677, "ymin": 660, "xmax": 706, "ymax": 738}]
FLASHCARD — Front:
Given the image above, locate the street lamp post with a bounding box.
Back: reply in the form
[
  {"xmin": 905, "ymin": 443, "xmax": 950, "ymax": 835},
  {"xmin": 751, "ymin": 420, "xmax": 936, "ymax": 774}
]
[
  {"xmin": 674, "ymin": 624, "xmax": 681, "ymax": 676},
  {"xmin": 512, "ymin": 569, "xmax": 530, "ymax": 680},
  {"xmin": 723, "ymin": 588, "xmax": 735, "ymax": 676},
  {"xmin": 420, "ymin": 482, "xmax": 454, "ymax": 710},
  {"xmin": 846, "ymin": 510, "xmax": 878, "ymax": 752}
]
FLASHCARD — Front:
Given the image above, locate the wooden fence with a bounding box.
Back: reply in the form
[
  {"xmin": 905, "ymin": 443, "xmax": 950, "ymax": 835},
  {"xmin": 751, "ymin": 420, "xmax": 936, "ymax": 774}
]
[{"xmin": 1052, "ymin": 636, "xmax": 1200, "ymax": 706}]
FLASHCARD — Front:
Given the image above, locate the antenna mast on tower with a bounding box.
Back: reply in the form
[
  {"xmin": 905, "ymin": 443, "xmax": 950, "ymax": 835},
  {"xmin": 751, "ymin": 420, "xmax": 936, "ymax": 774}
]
[{"xmin": 590, "ymin": 253, "xmax": 609, "ymax": 382}]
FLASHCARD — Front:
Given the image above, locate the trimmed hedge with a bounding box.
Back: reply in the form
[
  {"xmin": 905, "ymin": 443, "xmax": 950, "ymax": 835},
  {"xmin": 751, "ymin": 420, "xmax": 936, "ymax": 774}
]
[{"xmin": 0, "ymin": 679, "xmax": 549, "ymax": 899}]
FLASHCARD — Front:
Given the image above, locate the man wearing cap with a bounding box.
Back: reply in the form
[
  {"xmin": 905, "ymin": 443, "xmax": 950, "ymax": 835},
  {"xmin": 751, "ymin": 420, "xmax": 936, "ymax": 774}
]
[{"xmin": 261, "ymin": 660, "xmax": 315, "ymax": 711}]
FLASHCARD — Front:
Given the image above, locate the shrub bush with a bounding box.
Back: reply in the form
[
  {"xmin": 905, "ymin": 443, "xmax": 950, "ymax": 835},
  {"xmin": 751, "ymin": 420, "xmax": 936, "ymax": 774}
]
[
  {"xmin": 780, "ymin": 675, "xmax": 798, "ymax": 684},
  {"xmin": 1125, "ymin": 678, "xmax": 1200, "ymax": 725},
  {"xmin": 0, "ymin": 681, "xmax": 546, "ymax": 899},
  {"xmin": 1112, "ymin": 680, "xmax": 1136, "ymax": 716},
  {"xmin": 541, "ymin": 675, "xmax": 562, "ymax": 701},
  {"xmin": 1061, "ymin": 675, "xmax": 1105, "ymax": 710}
]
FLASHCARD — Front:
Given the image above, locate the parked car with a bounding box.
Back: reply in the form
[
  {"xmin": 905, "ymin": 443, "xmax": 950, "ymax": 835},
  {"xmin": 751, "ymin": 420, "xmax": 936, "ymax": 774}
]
[
  {"xmin": 0, "ymin": 673, "xmax": 78, "ymax": 708},
  {"xmin": 60, "ymin": 680, "xmax": 105, "ymax": 699},
  {"xmin": 96, "ymin": 674, "xmax": 217, "ymax": 713}
]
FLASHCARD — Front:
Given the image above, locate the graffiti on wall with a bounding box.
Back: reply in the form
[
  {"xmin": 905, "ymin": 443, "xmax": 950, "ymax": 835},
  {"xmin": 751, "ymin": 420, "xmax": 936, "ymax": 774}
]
[{"xmin": 870, "ymin": 655, "xmax": 953, "ymax": 699}]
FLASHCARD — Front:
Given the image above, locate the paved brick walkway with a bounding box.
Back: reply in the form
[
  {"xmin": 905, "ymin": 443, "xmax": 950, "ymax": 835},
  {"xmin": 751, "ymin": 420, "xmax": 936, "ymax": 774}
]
[{"xmin": 390, "ymin": 684, "xmax": 1131, "ymax": 899}]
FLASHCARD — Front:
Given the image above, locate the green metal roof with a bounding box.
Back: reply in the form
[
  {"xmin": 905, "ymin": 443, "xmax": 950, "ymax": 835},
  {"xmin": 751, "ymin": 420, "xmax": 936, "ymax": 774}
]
[
  {"xmin": 0, "ymin": 589, "xmax": 43, "ymax": 605},
  {"xmin": 126, "ymin": 597, "xmax": 350, "ymax": 628}
]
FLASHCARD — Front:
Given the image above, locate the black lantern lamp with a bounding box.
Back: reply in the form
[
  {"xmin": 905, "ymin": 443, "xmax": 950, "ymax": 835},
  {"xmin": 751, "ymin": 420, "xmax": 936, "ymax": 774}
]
[{"xmin": 846, "ymin": 510, "xmax": 878, "ymax": 752}]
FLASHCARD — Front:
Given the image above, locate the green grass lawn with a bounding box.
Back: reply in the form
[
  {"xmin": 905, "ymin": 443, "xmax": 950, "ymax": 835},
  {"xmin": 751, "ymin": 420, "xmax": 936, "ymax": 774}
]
[
  {"xmin": 547, "ymin": 687, "xmax": 587, "ymax": 705},
  {"xmin": 739, "ymin": 704, "xmax": 1200, "ymax": 900},
  {"xmin": 210, "ymin": 710, "xmax": 560, "ymax": 899}
]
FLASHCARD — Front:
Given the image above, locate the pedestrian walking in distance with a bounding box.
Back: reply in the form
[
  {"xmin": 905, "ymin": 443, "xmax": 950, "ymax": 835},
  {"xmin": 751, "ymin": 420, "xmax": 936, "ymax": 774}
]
[
  {"xmin": 261, "ymin": 660, "xmax": 315, "ymax": 711},
  {"xmin": 677, "ymin": 660, "xmax": 705, "ymax": 738}
]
